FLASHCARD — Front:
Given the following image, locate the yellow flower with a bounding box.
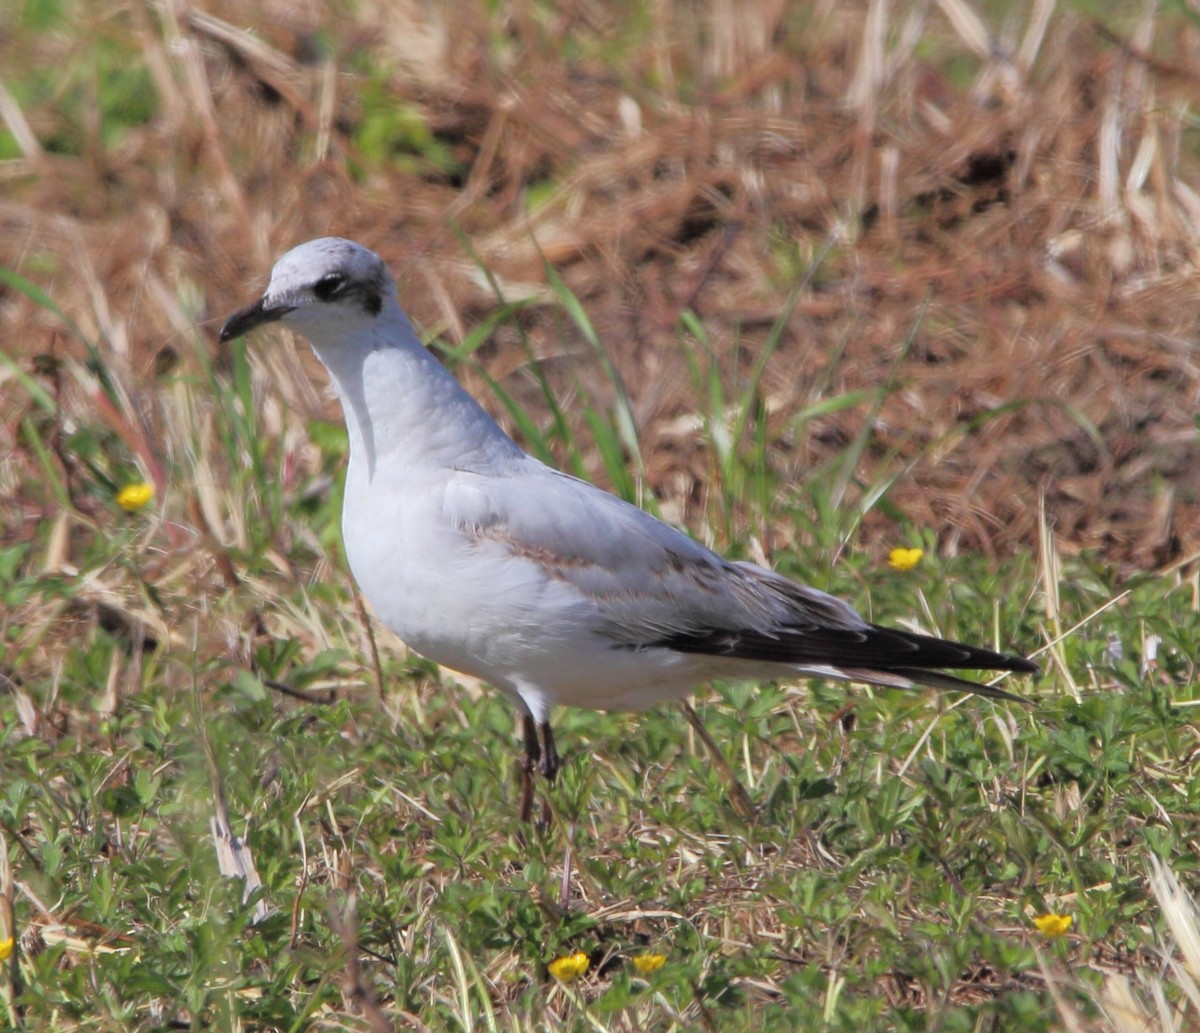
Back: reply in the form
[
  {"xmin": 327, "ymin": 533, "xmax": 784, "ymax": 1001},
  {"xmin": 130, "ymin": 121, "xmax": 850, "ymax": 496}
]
[
  {"xmin": 888, "ymin": 547, "xmax": 923, "ymax": 571},
  {"xmin": 632, "ymin": 952, "xmax": 666, "ymax": 974},
  {"xmin": 116, "ymin": 482, "xmax": 155, "ymax": 512},
  {"xmin": 548, "ymin": 951, "xmax": 590, "ymax": 981},
  {"xmin": 1032, "ymin": 913, "xmax": 1072, "ymax": 937},
  {"xmin": 0, "ymin": 937, "xmax": 12, "ymax": 961}
]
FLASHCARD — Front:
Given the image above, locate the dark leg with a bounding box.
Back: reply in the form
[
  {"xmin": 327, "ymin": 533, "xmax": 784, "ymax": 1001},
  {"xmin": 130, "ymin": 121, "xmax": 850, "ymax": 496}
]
[
  {"xmin": 538, "ymin": 721, "xmax": 559, "ymax": 782},
  {"xmin": 537, "ymin": 721, "xmax": 559, "ymax": 826},
  {"xmin": 519, "ymin": 714, "xmax": 541, "ymax": 825}
]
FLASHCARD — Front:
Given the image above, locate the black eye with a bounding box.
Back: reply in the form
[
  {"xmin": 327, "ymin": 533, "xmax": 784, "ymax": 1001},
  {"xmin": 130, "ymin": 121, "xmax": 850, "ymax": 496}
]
[{"xmin": 313, "ymin": 274, "xmax": 347, "ymax": 301}]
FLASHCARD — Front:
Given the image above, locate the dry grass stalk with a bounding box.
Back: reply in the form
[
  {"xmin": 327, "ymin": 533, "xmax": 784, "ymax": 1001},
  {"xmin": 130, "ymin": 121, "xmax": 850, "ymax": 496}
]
[{"xmin": 5, "ymin": 2, "xmax": 1198, "ymax": 571}]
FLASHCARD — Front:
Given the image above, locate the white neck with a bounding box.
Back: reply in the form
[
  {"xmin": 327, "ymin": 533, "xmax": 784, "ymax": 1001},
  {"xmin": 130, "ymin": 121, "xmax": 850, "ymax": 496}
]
[{"xmin": 301, "ymin": 302, "xmax": 525, "ymax": 479}]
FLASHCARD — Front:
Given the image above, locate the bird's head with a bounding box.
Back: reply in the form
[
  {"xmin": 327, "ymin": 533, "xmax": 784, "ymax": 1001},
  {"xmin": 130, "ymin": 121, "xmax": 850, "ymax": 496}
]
[{"xmin": 219, "ymin": 237, "xmax": 396, "ymax": 345}]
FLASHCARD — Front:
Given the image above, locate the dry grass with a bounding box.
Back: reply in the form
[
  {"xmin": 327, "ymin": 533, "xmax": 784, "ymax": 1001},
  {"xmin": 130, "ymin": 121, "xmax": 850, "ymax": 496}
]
[{"xmin": 3, "ymin": 1, "xmax": 1199, "ymax": 569}]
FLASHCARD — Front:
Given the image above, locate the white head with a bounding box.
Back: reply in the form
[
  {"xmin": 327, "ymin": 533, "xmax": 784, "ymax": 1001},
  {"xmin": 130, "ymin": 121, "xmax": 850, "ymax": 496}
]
[{"xmin": 219, "ymin": 237, "xmax": 399, "ymax": 345}]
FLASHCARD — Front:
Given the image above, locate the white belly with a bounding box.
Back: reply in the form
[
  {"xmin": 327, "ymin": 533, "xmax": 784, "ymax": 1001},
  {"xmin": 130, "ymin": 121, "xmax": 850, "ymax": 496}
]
[{"xmin": 339, "ymin": 468, "xmax": 707, "ymax": 721}]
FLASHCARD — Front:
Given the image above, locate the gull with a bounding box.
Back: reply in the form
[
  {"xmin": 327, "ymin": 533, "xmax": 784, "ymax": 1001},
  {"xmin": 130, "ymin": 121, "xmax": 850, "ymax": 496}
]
[{"xmin": 221, "ymin": 237, "xmax": 1038, "ymax": 822}]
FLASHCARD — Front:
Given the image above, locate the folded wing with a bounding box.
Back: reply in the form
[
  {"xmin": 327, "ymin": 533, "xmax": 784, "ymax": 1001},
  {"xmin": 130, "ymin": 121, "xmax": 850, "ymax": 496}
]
[{"xmin": 444, "ymin": 464, "xmax": 1036, "ymax": 700}]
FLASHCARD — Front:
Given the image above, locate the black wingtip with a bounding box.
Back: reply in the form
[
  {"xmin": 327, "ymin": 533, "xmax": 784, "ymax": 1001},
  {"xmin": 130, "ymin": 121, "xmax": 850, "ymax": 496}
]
[
  {"xmin": 995, "ymin": 654, "xmax": 1040, "ymax": 677},
  {"xmin": 866, "ymin": 624, "xmax": 1041, "ymax": 677}
]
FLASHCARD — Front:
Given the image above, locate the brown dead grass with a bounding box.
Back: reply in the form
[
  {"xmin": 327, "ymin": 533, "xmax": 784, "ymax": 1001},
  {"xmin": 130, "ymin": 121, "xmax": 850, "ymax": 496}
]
[{"xmin": 2, "ymin": 0, "xmax": 1200, "ymax": 568}]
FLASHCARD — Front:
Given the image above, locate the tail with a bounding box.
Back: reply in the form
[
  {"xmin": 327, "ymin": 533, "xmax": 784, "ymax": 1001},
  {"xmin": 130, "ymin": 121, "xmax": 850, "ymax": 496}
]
[{"xmin": 834, "ymin": 665, "xmax": 1030, "ymax": 703}]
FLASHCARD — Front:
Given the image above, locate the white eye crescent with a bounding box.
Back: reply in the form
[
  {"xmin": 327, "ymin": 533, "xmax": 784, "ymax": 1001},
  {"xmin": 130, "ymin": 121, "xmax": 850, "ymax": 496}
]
[{"xmin": 313, "ymin": 274, "xmax": 347, "ymax": 301}]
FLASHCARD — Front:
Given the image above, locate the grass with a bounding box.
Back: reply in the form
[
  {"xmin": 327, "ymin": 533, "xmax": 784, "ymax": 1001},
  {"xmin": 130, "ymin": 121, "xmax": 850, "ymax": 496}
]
[
  {"xmin": 3, "ymin": 261, "xmax": 1199, "ymax": 1030},
  {"xmin": 3, "ymin": 0, "xmax": 1200, "ymax": 1029}
]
